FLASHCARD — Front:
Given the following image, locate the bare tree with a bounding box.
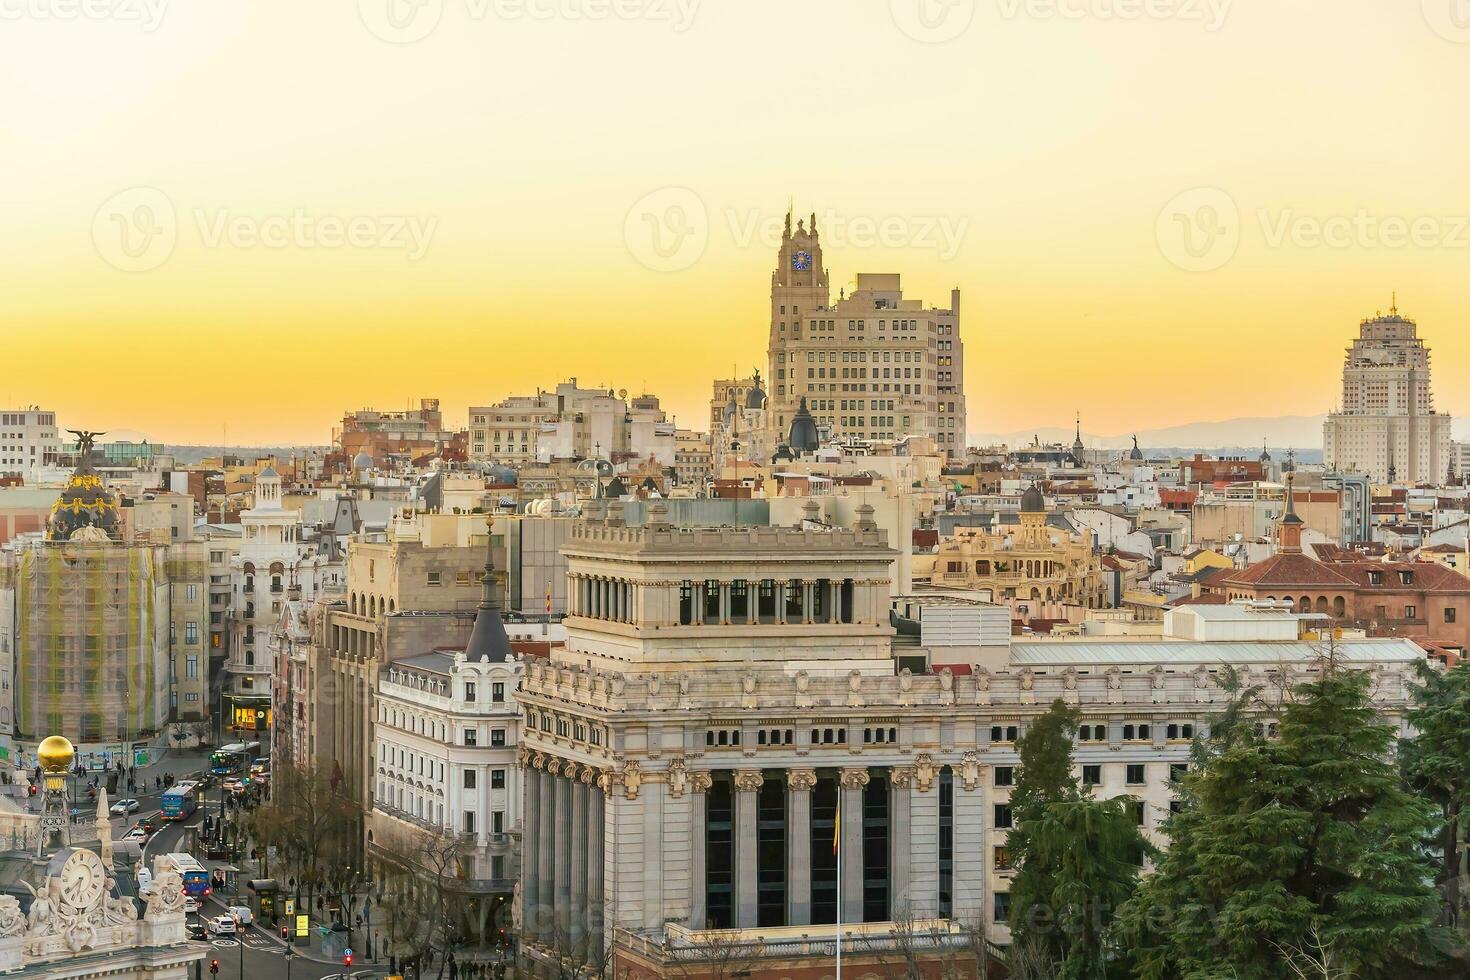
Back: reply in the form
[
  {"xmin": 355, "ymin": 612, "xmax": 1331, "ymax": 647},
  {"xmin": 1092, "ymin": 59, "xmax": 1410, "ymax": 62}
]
[{"xmin": 1272, "ymin": 927, "xmax": 1360, "ymax": 980}]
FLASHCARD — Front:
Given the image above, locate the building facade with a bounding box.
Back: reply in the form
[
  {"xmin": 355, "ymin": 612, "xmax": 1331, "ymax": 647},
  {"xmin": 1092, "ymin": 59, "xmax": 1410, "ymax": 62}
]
[
  {"xmin": 224, "ymin": 468, "xmax": 343, "ymax": 738},
  {"xmin": 0, "ymin": 408, "xmax": 60, "ymax": 484},
  {"xmin": 468, "ymin": 381, "xmax": 676, "ymax": 468},
  {"xmin": 514, "ymin": 513, "xmax": 1422, "ymax": 976},
  {"xmin": 766, "ymin": 211, "xmax": 966, "ymax": 457},
  {"xmin": 1323, "ymin": 307, "xmax": 1453, "ymax": 483}
]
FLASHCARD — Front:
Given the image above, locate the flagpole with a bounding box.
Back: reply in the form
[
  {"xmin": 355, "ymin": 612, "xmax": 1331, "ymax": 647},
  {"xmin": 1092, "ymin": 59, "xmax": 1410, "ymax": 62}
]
[{"xmin": 835, "ymin": 800, "xmax": 842, "ymax": 979}]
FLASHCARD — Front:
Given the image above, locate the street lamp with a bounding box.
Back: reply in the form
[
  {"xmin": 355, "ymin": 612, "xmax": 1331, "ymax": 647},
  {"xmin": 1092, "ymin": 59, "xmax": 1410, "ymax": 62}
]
[{"xmin": 283, "ymin": 940, "xmax": 294, "ymax": 980}]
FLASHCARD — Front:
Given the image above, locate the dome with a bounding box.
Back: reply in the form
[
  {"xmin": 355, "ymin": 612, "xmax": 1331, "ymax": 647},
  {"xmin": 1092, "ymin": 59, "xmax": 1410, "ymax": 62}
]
[
  {"xmin": 352, "ymin": 451, "xmax": 373, "ymax": 471},
  {"xmin": 1129, "ymin": 436, "xmax": 1144, "ymax": 461},
  {"xmin": 37, "ymin": 735, "xmax": 74, "ymax": 772},
  {"xmin": 258, "ymin": 465, "xmax": 279, "ymax": 480},
  {"xmin": 604, "ymin": 475, "xmax": 628, "ymax": 498},
  {"xmin": 788, "ymin": 397, "xmax": 819, "ymax": 454},
  {"xmin": 48, "ymin": 470, "xmax": 118, "ymax": 542},
  {"xmin": 1020, "ymin": 484, "xmax": 1045, "ymax": 513},
  {"xmin": 745, "ymin": 371, "xmax": 767, "ymax": 410},
  {"xmin": 723, "ymin": 391, "xmax": 739, "ymax": 426}
]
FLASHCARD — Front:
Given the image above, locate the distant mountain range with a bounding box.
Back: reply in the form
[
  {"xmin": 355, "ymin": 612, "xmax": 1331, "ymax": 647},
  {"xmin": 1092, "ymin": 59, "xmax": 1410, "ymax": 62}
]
[{"xmin": 973, "ymin": 415, "xmax": 1470, "ymax": 455}]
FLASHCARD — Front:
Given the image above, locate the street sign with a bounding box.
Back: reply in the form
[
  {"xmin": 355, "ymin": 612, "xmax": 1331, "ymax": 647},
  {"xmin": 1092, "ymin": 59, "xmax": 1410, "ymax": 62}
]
[
  {"xmin": 295, "ymin": 914, "xmax": 309, "ymax": 938},
  {"xmin": 284, "ymin": 899, "xmax": 295, "ymax": 917}
]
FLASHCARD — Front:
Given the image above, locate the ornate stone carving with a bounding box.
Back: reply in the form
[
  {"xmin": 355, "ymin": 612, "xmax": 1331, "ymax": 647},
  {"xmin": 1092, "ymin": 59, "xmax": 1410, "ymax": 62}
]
[
  {"xmin": 939, "ymin": 668, "xmax": 955, "ymax": 704},
  {"xmin": 914, "ymin": 753, "xmax": 938, "ymax": 792},
  {"xmin": 0, "ymin": 896, "xmax": 23, "ymax": 938},
  {"xmin": 734, "ymin": 769, "xmax": 764, "ymax": 793},
  {"xmin": 838, "ymin": 767, "xmax": 870, "ymax": 791},
  {"xmin": 847, "ymin": 670, "xmax": 865, "ymax": 707},
  {"xmin": 667, "ymin": 758, "xmax": 688, "ymax": 799},
  {"xmin": 1063, "ymin": 667, "xmax": 1078, "ymax": 690},
  {"xmin": 579, "ymin": 765, "xmax": 599, "ymax": 786},
  {"xmin": 647, "ymin": 674, "xmax": 661, "ymax": 698},
  {"xmin": 898, "ymin": 668, "xmax": 914, "ymax": 692},
  {"xmin": 958, "ymin": 750, "xmax": 982, "ymax": 791},
  {"xmin": 688, "ymin": 770, "xmax": 714, "ymax": 794},
  {"xmin": 786, "ymin": 768, "xmax": 818, "ymax": 792},
  {"xmin": 516, "ymin": 744, "xmax": 530, "ymax": 767},
  {"xmin": 1020, "ymin": 669, "xmax": 1035, "ymax": 691},
  {"xmin": 562, "ymin": 760, "xmax": 580, "ymax": 779},
  {"xmin": 142, "ymin": 869, "xmax": 185, "ymax": 920},
  {"xmin": 620, "ymin": 761, "xmax": 642, "ymax": 800},
  {"xmin": 889, "ymin": 766, "xmax": 916, "ymax": 789}
]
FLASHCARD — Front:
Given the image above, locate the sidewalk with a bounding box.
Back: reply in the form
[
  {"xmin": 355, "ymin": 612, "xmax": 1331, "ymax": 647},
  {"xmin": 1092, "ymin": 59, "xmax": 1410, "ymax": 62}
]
[{"xmin": 200, "ymin": 848, "xmax": 387, "ymax": 967}]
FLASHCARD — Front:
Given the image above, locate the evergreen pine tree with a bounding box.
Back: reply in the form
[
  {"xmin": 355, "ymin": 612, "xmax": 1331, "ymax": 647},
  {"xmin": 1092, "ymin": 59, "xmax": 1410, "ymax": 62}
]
[
  {"xmin": 1118, "ymin": 666, "xmax": 1447, "ymax": 979},
  {"xmin": 1402, "ymin": 661, "xmax": 1470, "ymax": 934}
]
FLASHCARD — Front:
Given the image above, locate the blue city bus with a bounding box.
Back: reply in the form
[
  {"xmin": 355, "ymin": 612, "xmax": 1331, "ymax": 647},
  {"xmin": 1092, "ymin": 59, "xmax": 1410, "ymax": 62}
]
[
  {"xmin": 163, "ymin": 853, "xmax": 211, "ymax": 897},
  {"xmin": 160, "ymin": 781, "xmax": 198, "ymax": 821},
  {"xmin": 209, "ymin": 741, "xmax": 260, "ymax": 776}
]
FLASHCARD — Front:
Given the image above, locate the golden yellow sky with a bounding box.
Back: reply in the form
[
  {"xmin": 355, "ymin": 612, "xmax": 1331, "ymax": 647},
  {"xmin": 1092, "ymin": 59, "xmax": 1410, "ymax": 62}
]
[{"xmin": 4, "ymin": 0, "xmax": 1470, "ymax": 445}]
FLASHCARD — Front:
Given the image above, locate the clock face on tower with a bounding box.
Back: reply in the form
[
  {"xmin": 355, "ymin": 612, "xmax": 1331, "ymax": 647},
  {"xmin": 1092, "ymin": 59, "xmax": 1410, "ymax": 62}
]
[
  {"xmin": 791, "ymin": 250, "xmax": 811, "ymax": 272},
  {"xmin": 59, "ymin": 849, "xmax": 106, "ymax": 909}
]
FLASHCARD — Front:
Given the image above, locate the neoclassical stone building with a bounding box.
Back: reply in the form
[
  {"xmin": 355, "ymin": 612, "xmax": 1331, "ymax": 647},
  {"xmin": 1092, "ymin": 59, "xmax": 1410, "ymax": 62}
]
[{"xmin": 515, "ymin": 507, "xmax": 1423, "ymax": 977}]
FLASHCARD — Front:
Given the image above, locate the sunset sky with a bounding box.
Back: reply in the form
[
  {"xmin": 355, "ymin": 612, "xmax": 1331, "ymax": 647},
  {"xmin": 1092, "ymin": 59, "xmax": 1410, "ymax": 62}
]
[{"xmin": 4, "ymin": 0, "xmax": 1469, "ymax": 445}]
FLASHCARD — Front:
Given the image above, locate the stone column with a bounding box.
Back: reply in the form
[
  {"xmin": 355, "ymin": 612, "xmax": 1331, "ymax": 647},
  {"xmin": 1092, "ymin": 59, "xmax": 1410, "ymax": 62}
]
[
  {"xmin": 908, "ymin": 759, "xmax": 940, "ymax": 919},
  {"xmin": 719, "ymin": 582, "xmax": 731, "ymax": 625},
  {"xmin": 536, "ymin": 766, "xmax": 556, "ymax": 942},
  {"xmin": 802, "ymin": 581, "xmax": 814, "ymax": 623},
  {"xmin": 775, "ymin": 581, "xmax": 788, "ymax": 624},
  {"xmin": 786, "ymin": 768, "xmax": 817, "ymax": 927},
  {"xmin": 889, "ymin": 767, "xmax": 914, "ymax": 920},
  {"xmin": 734, "ymin": 769, "xmax": 764, "ymax": 928},
  {"xmin": 587, "ymin": 775, "xmax": 606, "ymax": 968},
  {"xmin": 951, "ymin": 755, "xmax": 986, "ymax": 922},
  {"xmin": 689, "ymin": 770, "xmax": 713, "ymax": 929},
  {"xmin": 570, "ymin": 774, "xmax": 590, "ymax": 956},
  {"xmin": 839, "ymin": 767, "xmax": 869, "ymax": 924},
  {"xmin": 522, "ymin": 757, "xmax": 541, "ymax": 938},
  {"xmin": 553, "ymin": 769, "xmax": 573, "ymax": 942}
]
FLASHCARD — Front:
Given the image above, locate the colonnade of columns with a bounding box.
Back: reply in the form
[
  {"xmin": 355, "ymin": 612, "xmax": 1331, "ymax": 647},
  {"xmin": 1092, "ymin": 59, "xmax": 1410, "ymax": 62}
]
[
  {"xmin": 568, "ymin": 574, "xmax": 637, "ymax": 624},
  {"xmin": 520, "ymin": 755, "xmax": 606, "ymax": 964},
  {"xmin": 566, "ymin": 574, "xmax": 873, "ymax": 628},
  {"xmin": 689, "ymin": 760, "xmax": 977, "ymax": 931}
]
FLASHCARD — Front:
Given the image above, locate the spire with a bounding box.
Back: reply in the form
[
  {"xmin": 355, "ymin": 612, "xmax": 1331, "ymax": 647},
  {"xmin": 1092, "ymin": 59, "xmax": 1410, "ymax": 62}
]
[
  {"xmin": 464, "ymin": 516, "xmax": 512, "ymax": 663},
  {"xmin": 1279, "ymin": 473, "xmax": 1304, "ymax": 553},
  {"xmin": 1390, "ymin": 290, "xmax": 1398, "ymax": 316},
  {"xmin": 95, "ymin": 787, "xmax": 113, "ymax": 868},
  {"xmin": 783, "ymin": 207, "xmax": 792, "ymax": 240}
]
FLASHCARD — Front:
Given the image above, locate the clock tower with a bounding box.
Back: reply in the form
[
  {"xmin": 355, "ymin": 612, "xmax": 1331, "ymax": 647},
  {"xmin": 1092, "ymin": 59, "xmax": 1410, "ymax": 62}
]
[{"xmin": 768, "ymin": 208, "xmax": 830, "ymax": 438}]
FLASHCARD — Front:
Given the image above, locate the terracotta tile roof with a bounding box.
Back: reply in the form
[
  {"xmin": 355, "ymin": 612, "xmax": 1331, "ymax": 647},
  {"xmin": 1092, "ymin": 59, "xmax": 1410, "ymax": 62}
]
[
  {"xmin": 1169, "ymin": 593, "xmax": 1230, "ymax": 607},
  {"xmin": 1217, "ymin": 554, "xmax": 1470, "ymax": 593},
  {"xmin": 1213, "ymin": 553, "xmax": 1359, "ymax": 589}
]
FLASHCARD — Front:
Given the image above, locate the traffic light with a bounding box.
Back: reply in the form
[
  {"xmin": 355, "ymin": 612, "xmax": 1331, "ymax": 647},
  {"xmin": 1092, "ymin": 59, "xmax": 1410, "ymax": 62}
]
[
  {"xmin": 343, "ymin": 950, "xmax": 354, "ymax": 967},
  {"xmin": 209, "ymin": 959, "xmax": 220, "ymax": 975}
]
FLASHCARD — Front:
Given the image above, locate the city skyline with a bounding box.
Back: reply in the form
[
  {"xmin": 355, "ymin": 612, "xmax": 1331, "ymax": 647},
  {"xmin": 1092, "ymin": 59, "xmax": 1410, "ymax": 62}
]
[{"xmin": 6, "ymin": 3, "xmax": 1470, "ymax": 443}]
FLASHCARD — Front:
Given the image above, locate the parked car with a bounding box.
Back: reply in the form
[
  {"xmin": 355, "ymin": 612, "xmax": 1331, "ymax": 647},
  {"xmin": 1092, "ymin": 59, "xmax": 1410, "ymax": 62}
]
[
  {"xmin": 110, "ymin": 798, "xmax": 141, "ymax": 816},
  {"xmin": 228, "ymin": 905, "xmax": 253, "ymax": 927},
  {"xmin": 188, "ymin": 922, "xmax": 208, "ymax": 941},
  {"xmin": 207, "ymin": 915, "xmax": 236, "ymax": 937},
  {"xmin": 122, "ymin": 828, "xmax": 148, "ymax": 843}
]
